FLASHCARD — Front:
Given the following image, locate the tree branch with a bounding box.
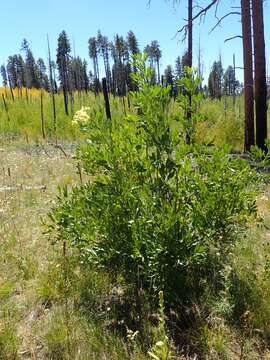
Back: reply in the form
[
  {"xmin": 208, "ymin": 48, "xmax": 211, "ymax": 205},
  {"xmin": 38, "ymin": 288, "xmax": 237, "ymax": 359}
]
[
  {"xmin": 209, "ymin": 11, "xmax": 241, "ymax": 34},
  {"xmin": 224, "ymin": 35, "xmax": 243, "ymax": 43},
  {"xmin": 176, "ymin": 0, "xmax": 220, "ymax": 37}
]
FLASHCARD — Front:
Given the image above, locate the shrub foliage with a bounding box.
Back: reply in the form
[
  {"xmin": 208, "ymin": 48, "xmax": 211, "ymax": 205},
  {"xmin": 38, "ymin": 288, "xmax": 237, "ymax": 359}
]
[{"xmin": 48, "ymin": 55, "xmax": 257, "ymax": 309}]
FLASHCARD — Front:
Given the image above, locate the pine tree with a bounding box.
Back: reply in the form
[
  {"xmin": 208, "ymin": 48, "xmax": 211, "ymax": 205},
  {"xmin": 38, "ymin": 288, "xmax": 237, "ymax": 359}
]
[
  {"xmin": 88, "ymin": 36, "xmax": 100, "ymax": 93},
  {"xmin": 126, "ymin": 30, "xmax": 140, "ymax": 90},
  {"xmin": 112, "ymin": 34, "xmax": 128, "ymax": 96},
  {"xmin": 127, "ymin": 30, "xmax": 140, "ymax": 58},
  {"xmin": 97, "ymin": 31, "xmax": 111, "ymax": 91},
  {"xmin": 223, "ymin": 65, "xmax": 238, "ymax": 96},
  {"xmin": 15, "ymin": 54, "xmax": 26, "ymax": 88},
  {"xmin": 82, "ymin": 60, "xmax": 89, "ymax": 92},
  {"xmin": 21, "ymin": 39, "xmax": 39, "ymax": 88},
  {"xmin": 6, "ymin": 56, "xmax": 18, "ymax": 88},
  {"xmin": 56, "ymin": 30, "xmax": 71, "ymax": 115},
  {"xmin": 164, "ymin": 65, "xmax": 174, "ymax": 96},
  {"xmin": 208, "ymin": 59, "xmax": 223, "ymax": 99},
  {"xmin": 144, "ymin": 44, "xmax": 157, "ymax": 84},
  {"xmin": 37, "ymin": 58, "xmax": 49, "ymax": 90},
  {"xmin": 151, "ymin": 40, "xmax": 162, "ymax": 84},
  {"xmin": 0, "ymin": 65, "xmax": 8, "ymax": 86},
  {"xmin": 175, "ymin": 56, "xmax": 183, "ymax": 80}
]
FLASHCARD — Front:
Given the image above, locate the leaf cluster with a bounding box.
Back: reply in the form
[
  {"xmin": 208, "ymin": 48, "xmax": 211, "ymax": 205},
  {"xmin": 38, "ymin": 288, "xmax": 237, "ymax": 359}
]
[{"xmin": 48, "ymin": 56, "xmax": 258, "ymax": 309}]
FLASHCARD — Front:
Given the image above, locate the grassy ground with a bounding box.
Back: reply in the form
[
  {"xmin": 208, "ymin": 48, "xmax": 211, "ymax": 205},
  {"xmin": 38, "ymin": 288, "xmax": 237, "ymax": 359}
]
[
  {"xmin": 1, "ymin": 88, "xmax": 269, "ymax": 151},
  {"xmin": 1, "ymin": 90, "xmax": 270, "ymax": 358},
  {"xmin": 0, "ymin": 144, "xmax": 78, "ymax": 358},
  {"xmin": 0, "ymin": 144, "xmax": 270, "ymax": 359},
  {"xmin": 0, "ymin": 144, "xmax": 152, "ymax": 359}
]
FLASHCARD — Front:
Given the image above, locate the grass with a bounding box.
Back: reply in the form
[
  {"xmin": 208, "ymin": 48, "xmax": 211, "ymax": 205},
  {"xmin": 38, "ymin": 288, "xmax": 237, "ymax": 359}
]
[
  {"xmin": 0, "ymin": 88, "xmax": 131, "ymax": 145},
  {"xmin": 1, "ymin": 87, "xmax": 269, "ymax": 151},
  {"xmin": 0, "ymin": 90, "xmax": 270, "ymax": 358},
  {"xmin": 0, "ymin": 144, "xmax": 150, "ymax": 359}
]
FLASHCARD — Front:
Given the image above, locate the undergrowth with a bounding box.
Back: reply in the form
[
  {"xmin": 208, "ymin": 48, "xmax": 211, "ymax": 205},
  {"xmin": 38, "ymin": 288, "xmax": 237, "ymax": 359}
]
[{"xmin": 45, "ymin": 56, "xmax": 270, "ymax": 358}]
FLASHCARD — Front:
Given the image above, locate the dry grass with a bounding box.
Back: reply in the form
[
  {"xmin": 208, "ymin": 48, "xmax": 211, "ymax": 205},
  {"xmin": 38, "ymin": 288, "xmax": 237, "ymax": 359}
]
[
  {"xmin": 0, "ymin": 144, "xmax": 147, "ymax": 359},
  {"xmin": 0, "ymin": 144, "xmax": 79, "ymax": 359}
]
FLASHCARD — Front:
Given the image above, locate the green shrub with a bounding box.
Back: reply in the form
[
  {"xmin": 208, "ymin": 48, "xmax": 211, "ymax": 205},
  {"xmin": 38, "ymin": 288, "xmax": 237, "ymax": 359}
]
[{"xmin": 48, "ymin": 56, "xmax": 257, "ymax": 311}]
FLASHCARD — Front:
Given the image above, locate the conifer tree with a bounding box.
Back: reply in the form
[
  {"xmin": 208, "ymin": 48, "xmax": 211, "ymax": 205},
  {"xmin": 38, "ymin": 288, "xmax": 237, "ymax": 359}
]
[
  {"xmin": 223, "ymin": 65, "xmax": 238, "ymax": 96},
  {"xmin": 0, "ymin": 65, "xmax": 8, "ymax": 86},
  {"xmin": 56, "ymin": 30, "xmax": 71, "ymax": 115},
  {"xmin": 208, "ymin": 59, "xmax": 223, "ymax": 99},
  {"xmin": 97, "ymin": 31, "xmax": 111, "ymax": 91},
  {"xmin": 6, "ymin": 56, "xmax": 18, "ymax": 88},
  {"xmin": 151, "ymin": 40, "xmax": 162, "ymax": 84},
  {"xmin": 164, "ymin": 65, "xmax": 174, "ymax": 96},
  {"xmin": 88, "ymin": 36, "xmax": 100, "ymax": 93},
  {"xmin": 37, "ymin": 58, "xmax": 49, "ymax": 90},
  {"xmin": 112, "ymin": 34, "xmax": 128, "ymax": 96},
  {"xmin": 175, "ymin": 56, "xmax": 183, "ymax": 80},
  {"xmin": 16, "ymin": 54, "xmax": 26, "ymax": 88},
  {"xmin": 21, "ymin": 39, "xmax": 39, "ymax": 88},
  {"xmin": 127, "ymin": 30, "xmax": 140, "ymax": 58},
  {"xmin": 82, "ymin": 59, "xmax": 90, "ymax": 92}
]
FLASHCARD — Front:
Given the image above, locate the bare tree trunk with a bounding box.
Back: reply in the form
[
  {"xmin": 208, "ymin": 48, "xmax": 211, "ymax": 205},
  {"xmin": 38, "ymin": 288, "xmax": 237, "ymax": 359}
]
[
  {"xmin": 252, "ymin": 0, "xmax": 267, "ymax": 150},
  {"xmin": 157, "ymin": 59, "xmax": 161, "ymax": 85},
  {"xmin": 241, "ymin": 0, "xmax": 254, "ymax": 151},
  {"xmin": 233, "ymin": 54, "xmax": 236, "ymax": 107},
  {"xmin": 186, "ymin": 0, "xmax": 193, "ymax": 144},
  {"xmin": 197, "ymin": 35, "xmax": 203, "ymax": 91},
  {"xmin": 40, "ymin": 90, "xmax": 45, "ymax": 139},
  {"xmin": 187, "ymin": 0, "xmax": 193, "ymax": 68}
]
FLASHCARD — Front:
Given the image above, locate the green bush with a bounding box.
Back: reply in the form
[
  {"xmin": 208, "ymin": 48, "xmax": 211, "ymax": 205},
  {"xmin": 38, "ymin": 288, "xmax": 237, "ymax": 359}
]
[{"xmin": 48, "ymin": 56, "xmax": 257, "ymax": 310}]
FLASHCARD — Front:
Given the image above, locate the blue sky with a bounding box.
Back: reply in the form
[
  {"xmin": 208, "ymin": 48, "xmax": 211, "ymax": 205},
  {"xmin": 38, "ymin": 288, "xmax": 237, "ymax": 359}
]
[{"xmin": 0, "ymin": 0, "xmax": 269, "ymax": 82}]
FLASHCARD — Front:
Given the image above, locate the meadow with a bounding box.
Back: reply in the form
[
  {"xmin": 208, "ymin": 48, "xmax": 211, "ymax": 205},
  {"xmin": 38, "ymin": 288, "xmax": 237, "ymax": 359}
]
[
  {"xmin": 1, "ymin": 81, "xmax": 270, "ymax": 360},
  {"xmin": 0, "ymin": 86, "xmax": 268, "ymax": 150}
]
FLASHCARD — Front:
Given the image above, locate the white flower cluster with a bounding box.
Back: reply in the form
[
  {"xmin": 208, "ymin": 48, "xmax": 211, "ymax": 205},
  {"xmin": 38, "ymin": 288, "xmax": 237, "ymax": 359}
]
[{"xmin": 72, "ymin": 106, "xmax": 90, "ymax": 126}]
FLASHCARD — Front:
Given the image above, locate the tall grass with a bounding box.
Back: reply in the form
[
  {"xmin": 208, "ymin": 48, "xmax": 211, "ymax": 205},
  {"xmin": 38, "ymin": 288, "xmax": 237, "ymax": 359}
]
[
  {"xmin": 0, "ymin": 88, "xmax": 131, "ymax": 144},
  {"xmin": 0, "ymin": 88, "xmax": 270, "ymax": 359},
  {"xmin": 0, "ymin": 87, "xmax": 269, "ymax": 151}
]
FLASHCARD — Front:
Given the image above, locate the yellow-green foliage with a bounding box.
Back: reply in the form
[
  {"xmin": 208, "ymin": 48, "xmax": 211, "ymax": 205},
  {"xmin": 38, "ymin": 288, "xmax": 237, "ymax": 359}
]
[
  {"xmin": 198, "ymin": 97, "xmax": 244, "ymax": 150},
  {"xmin": 0, "ymin": 88, "xmax": 130, "ymax": 144},
  {"xmin": 0, "ymin": 88, "xmax": 269, "ymax": 152}
]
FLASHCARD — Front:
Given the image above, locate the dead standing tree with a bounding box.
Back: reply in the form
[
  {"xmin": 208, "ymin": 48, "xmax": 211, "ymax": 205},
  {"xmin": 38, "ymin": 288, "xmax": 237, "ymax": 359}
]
[
  {"xmin": 177, "ymin": 0, "xmax": 220, "ymax": 143},
  {"xmin": 208, "ymin": 2, "xmax": 255, "ymax": 151},
  {"xmin": 252, "ymin": 0, "xmax": 267, "ymax": 150},
  {"xmin": 186, "ymin": 0, "xmax": 192, "ymax": 144},
  {"xmin": 241, "ymin": 0, "xmax": 255, "ymax": 151},
  {"xmin": 216, "ymin": 0, "xmax": 267, "ymax": 151}
]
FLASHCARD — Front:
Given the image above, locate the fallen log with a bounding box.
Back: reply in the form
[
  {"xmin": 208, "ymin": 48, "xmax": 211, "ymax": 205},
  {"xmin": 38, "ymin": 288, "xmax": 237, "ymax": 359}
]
[{"xmin": 0, "ymin": 185, "xmax": 47, "ymax": 193}]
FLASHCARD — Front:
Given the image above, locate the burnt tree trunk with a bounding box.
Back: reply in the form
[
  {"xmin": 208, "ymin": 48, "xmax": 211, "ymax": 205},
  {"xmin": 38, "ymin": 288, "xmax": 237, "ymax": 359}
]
[
  {"xmin": 241, "ymin": 0, "xmax": 254, "ymax": 151},
  {"xmin": 187, "ymin": 0, "xmax": 193, "ymax": 68},
  {"xmin": 252, "ymin": 0, "xmax": 267, "ymax": 150},
  {"xmin": 186, "ymin": 0, "xmax": 193, "ymax": 144}
]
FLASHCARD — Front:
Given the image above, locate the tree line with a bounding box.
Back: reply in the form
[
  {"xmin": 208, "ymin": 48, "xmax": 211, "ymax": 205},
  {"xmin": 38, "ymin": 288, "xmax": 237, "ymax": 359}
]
[{"xmin": 1, "ymin": 29, "xmax": 240, "ymax": 102}]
